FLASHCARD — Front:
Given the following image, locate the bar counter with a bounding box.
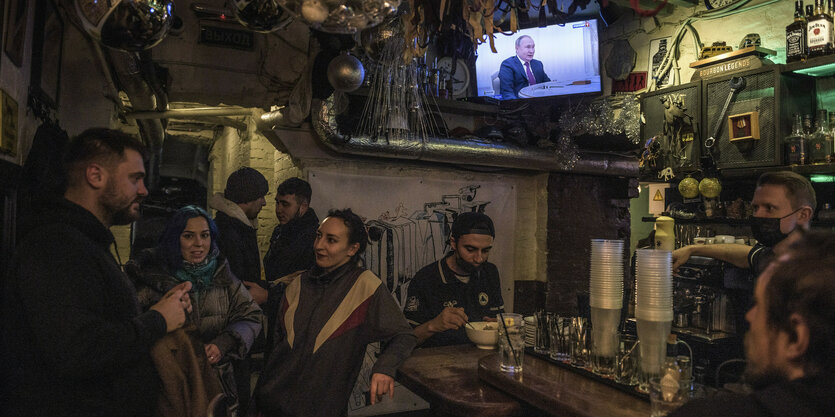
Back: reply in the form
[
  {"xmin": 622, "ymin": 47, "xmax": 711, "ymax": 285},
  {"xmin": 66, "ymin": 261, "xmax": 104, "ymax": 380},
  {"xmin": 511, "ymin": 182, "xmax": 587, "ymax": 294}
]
[
  {"xmin": 397, "ymin": 344, "xmax": 651, "ymax": 417},
  {"xmin": 397, "ymin": 345, "xmax": 523, "ymax": 416},
  {"xmin": 478, "ymin": 352, "xmax": 652, "ymax": 417}
]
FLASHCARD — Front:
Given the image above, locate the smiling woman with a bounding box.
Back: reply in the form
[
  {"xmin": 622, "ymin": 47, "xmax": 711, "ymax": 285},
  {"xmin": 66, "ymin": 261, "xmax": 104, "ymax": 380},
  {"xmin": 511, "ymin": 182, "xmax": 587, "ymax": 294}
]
[{"xmin": 125, "ymin": 205, "xmax": 264, "ymax": 414}]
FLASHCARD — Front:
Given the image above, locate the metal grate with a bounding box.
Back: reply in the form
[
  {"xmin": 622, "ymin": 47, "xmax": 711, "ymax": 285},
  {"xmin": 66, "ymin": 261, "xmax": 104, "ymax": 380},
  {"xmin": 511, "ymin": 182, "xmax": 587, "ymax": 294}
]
[{"xmin": 706, "ymin": 71, "xmax": 779, "ymax": 169}]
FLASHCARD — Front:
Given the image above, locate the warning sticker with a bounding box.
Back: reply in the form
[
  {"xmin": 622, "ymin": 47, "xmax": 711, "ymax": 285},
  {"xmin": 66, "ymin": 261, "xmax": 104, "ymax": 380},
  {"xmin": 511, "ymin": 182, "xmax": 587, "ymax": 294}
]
[{"xmin": 653, "ymin": 189, "xmax": 664, "ymax": 201}]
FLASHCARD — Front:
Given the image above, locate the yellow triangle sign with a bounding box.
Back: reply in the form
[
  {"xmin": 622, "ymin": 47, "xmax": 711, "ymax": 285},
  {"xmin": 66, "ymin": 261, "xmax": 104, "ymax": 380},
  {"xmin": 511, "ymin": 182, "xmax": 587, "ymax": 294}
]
[{"xmin": 653, "ymin": 189, "xmax": 664, "ymax": 201}]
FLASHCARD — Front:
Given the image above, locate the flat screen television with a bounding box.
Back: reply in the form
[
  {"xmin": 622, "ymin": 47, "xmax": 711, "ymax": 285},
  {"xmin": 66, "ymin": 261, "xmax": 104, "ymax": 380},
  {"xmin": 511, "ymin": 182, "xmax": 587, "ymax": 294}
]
[{"xmin": 474, "ymin": 19, "xmax": 601, "ymax": 101}]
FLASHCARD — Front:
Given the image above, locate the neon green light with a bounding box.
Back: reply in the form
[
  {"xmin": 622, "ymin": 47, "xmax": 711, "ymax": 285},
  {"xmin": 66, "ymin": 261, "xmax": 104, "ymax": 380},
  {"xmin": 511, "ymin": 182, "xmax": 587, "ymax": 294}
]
[
  {"xmin": 810, "ymin": 174, "xmax": 835, "ymax": 183},
  {"xmin": 793, "ymin": 63, "xmax": 835, "ymax": 77}
]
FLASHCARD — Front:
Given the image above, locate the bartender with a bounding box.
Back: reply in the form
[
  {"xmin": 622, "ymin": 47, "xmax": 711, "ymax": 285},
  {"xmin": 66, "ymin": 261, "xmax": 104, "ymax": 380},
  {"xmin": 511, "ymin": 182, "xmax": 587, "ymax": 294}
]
[
  {"xmin": 673, "ymin": 171, "xmax": 816, "ymax": 277},
  {"xmin": 404, "ymin": 212, "xmax": 505, "ymax": 347}
]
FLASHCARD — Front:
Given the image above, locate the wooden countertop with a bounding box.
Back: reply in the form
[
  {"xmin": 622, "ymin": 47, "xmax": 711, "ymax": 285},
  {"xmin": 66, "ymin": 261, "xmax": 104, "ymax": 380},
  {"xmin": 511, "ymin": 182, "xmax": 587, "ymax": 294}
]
[
  {"xmin": 397, "ymin": 344, "xmax": 523, "ymax": 417},
  {"xmin": 478, "ymin": 353, "xmax": 652, "ymax": 417}
]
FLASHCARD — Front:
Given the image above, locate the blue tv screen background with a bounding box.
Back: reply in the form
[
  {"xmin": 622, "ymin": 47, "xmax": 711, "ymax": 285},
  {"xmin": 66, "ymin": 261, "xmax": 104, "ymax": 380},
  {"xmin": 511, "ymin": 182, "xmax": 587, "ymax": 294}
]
[{"xmin": 474, "ymin": 20, "xmax": 601, "ymax": 100}]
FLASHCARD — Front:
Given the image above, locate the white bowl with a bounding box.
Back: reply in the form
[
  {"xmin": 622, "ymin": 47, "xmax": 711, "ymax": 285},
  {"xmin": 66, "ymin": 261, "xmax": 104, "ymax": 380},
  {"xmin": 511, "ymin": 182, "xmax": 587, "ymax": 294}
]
[{"xmin": 465, "ymin": 321, "xmax": 498, "ymax": 349}]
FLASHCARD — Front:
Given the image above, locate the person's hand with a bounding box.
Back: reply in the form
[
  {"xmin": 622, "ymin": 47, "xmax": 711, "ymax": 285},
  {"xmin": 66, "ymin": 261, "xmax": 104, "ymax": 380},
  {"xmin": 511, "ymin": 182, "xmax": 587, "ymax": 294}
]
[
  {"xmin": 672, "ymin": 246, "xmax": 693, "ymax": 271},
  {"xmin": 243, "ymin": 281, "xmax": 268, "ymax": 305},
  {"xmin": 429, "ymin": 307, "xmax": 468, "ymax": 333},
  {"xmin": 204, "ymin": 343, "xmax": 222, "ymax": 365},
  {"xmin": 150, "ymin": 282, "xmax": 193, "ymax": 332},
  {"xmin": 369, "ymin": 373, "xmax": 395, "ymax": 405},
  {"xmin": 482, "ymin": 316, "xmax": 498, "ymax": 322}
]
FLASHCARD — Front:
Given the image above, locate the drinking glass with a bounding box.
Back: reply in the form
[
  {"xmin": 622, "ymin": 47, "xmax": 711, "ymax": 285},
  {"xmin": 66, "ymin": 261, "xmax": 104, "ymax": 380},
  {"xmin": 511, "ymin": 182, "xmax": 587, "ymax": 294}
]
[
  {"xmin": 649, "ymin": 376, "xmax": 689, "ymax": 416},
  {"xmin": 534, "ymin": 311, "xmax": 551, "ymax": 354},
  {"xmin": 569, "ymin": 317, "xmax": 590, "ymax": 368},
  {"xmin": 497, "ymin": 313, "xmax": 525, "ymax": 373},
  {"xmin": 615, "ymin": 334, "xmax": 640, "ymax": 386},
  {"xmin": 548, "ymin": 314, "xmax": 571, "ymax": 362}
]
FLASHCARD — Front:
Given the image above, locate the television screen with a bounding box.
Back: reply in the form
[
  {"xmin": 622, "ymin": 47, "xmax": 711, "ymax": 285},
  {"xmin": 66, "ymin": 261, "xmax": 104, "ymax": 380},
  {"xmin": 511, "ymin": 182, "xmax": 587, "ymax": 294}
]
[{"xmin": 474, "ymin": 19, "xmax": 601, "ymax": 100}]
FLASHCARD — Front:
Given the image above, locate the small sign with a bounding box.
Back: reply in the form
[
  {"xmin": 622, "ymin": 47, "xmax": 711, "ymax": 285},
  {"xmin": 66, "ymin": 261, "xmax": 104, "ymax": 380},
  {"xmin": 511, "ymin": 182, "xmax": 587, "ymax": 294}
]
[
  {"xmin": 653, "ymin": 189, "xmax": 664, "ymax": 201},
  {"xmin": 612, "ymin": 72, "xmax": 647, "ymax": 93},
  {"xmin": 648, "ymin": 183, "xmax": 669, "ymax": 215},
  {"xmin": 199, "ymin": 25, "xmax": 254, "ymax": 50}
]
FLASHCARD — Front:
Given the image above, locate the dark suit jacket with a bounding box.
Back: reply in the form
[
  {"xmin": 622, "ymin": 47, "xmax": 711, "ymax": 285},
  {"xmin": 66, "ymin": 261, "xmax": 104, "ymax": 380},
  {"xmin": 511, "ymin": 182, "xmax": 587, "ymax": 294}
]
[{"xmin": 498, "ymin": 56, "xmax": 550, "ymax": 100}]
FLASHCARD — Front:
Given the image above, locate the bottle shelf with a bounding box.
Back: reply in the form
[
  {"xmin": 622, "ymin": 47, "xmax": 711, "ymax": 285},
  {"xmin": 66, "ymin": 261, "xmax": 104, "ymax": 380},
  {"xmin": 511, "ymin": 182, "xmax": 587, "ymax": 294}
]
[{"xmin": 720, "ymin": 162, "xmax": 835, "ymax": 178}]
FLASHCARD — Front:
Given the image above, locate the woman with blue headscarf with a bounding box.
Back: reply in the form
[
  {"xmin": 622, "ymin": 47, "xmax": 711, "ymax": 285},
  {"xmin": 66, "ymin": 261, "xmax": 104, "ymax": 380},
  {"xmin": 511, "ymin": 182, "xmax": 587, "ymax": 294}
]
[{"xmin": 127, "ymin": 205, "xmax": 263, "ymax": 412}]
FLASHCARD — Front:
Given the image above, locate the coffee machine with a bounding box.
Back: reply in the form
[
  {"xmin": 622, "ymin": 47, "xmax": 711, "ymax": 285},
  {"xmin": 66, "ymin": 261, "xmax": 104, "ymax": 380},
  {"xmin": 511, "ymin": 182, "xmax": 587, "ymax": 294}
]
[{"xmin": 671, "ymin": 255, "xmax": 747, "ymax": 386}]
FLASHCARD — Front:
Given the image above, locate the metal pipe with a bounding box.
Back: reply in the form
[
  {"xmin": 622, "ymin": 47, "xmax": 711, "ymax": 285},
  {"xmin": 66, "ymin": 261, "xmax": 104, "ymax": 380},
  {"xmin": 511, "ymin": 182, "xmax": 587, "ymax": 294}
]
[
  {"xmin": 311, "ymin": 96, "xmax": 638, "ymax": 176},
  {"xmin": 126, "ymin": 107, "xmax": 258, "ymax": 119}
]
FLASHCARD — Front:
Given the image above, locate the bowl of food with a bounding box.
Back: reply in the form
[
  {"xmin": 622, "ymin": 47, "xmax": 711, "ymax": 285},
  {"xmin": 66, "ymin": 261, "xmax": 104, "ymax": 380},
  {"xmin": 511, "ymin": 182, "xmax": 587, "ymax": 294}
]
[{"xmin": 465, "ymin": 321, "xmax": 498, "ymax": 349}]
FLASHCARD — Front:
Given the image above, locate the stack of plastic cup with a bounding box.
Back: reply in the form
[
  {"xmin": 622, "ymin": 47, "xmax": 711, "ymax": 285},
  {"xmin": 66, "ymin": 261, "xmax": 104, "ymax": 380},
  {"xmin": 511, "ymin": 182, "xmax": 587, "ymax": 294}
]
[
  {"xmin": 634, "ymin": 249, "xmax": 674, "ymax": 391},
  {"xmin": 589, "ymin": 239, "xmax": 624, "ymax": 375}
]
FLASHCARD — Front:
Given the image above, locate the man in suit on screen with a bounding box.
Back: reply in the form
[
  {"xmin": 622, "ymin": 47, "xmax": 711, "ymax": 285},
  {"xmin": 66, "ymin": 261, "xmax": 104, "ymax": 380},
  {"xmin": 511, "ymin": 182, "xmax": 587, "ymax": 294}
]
[{"xmin": 499, "ymin": 35, "xmax": 550, "ymax": 100}]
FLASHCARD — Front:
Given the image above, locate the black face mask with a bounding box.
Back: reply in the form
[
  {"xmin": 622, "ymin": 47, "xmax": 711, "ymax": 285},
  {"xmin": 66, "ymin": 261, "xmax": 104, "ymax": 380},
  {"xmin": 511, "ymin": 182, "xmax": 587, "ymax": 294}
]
[{"xmin": 750, "ymin": 208, "xmax": 801, "ymax": 247}]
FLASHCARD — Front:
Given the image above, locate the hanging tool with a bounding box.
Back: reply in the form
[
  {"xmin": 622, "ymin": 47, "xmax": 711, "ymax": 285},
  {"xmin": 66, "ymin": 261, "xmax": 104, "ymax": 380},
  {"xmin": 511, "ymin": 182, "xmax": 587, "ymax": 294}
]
[{"xmin": 704, "ymin": 76, "xmax": 745, "ymax": 164}]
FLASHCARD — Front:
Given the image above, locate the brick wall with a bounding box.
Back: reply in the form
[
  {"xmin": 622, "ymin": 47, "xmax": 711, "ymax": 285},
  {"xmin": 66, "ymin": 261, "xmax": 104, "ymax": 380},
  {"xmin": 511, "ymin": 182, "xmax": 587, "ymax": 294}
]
[{"xmin": 546, "ymin": 173, "xmax": 635, "ymax": 315}]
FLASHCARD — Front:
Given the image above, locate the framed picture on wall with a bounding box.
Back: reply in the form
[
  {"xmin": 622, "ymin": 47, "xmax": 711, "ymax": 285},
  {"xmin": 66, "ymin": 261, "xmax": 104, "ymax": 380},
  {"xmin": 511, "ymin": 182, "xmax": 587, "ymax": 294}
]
[
  {"xmin": 3, "ymin": 0, "xmax": 28, "ymax": 68},
  {"xmin": 648, "ymin": 37, "xmax": 672, "ymax": 90},
  {"xmin": 30, "ymin": 0, "xmax": 63, "ymax": 112}
]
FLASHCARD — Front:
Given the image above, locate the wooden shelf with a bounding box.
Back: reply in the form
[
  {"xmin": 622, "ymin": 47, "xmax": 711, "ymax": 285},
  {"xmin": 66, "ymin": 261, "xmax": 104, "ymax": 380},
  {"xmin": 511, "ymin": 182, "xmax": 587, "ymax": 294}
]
[
  {"xmin": 642, "ymin": 216, "xmax": 835, "ymax": 227},
  {"xmin": 783, "ymin": 54, "xmax": 835, "ymax": 77},
  {"xmin": 721, "ymin": 162, "xmax": 835, "ymax": 178}
]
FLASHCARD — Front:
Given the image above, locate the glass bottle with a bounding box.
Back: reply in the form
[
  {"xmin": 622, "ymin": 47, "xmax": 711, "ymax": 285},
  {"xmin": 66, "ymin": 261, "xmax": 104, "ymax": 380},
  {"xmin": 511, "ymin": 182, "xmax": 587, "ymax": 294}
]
[
  {"xmin": 660, "ymin": 334, "xmax": 683, "ymax": 395},
  {"xmin": 803, "ymin": 113, "xmax": 815, "ymax": 134},
  {"xmin": 809, "ymin": 109, "xmax": 833, "ymax": 163},
  {"xmin": 786, "ymin": 113, "xmax": 808, "ymax": 165},
  {"xmin": 808, "ymin": 0, "xmax": 834, "ymax": 57},
  {"xmin": 787, "ymin": 0, "xmax": 808, "ymax": 62},
  {"xmin": 829, "ymin": 111, "xmax": 835, "ymax": 162}
]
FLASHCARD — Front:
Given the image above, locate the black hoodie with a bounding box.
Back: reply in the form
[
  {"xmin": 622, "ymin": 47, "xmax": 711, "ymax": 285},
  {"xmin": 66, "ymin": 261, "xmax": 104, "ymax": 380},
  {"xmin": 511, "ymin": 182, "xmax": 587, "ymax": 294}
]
[{"xmin": 1, "ymin": 197, "xmax": 167, "ymax": 417}]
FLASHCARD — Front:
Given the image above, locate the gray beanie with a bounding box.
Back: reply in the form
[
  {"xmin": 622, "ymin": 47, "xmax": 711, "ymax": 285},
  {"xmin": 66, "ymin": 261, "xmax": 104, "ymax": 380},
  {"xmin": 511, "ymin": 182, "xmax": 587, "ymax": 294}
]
[{"xmin": 224, "ymin": 167, "xmax": 268, "ymax": 203}]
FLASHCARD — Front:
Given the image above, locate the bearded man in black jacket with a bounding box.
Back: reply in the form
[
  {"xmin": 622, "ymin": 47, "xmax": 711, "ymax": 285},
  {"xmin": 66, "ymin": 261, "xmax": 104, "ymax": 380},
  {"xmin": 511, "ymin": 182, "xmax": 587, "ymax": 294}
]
[{"xmin": 1, "ymin": 128, "xmax": 192, "ymax": 417}]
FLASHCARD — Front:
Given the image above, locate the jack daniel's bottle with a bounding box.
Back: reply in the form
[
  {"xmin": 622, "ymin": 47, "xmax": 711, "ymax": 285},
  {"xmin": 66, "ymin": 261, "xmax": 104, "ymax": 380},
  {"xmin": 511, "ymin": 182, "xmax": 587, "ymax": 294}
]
[
  {"xmin": 786, "ymin": 113, "xmax": 808, "ymax": 165},
  {"xmin": 787, "ymin": 1, "xmax": 808, "ymax": 62},
  {"xmin": 808, "ymin": 0, "xmax": 834, "ymax": 57}
]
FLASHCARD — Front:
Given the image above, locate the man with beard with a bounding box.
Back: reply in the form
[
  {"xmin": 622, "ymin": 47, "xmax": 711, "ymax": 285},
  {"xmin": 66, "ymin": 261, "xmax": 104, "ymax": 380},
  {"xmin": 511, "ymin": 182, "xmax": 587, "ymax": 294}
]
[
  {"xmin": 208, "ymin": 166, "xmax": 268, "ymax": 415},
  {"xmin": 670, "ymin": 231, "xmax": 835, "ymax": 417},
  {"xmin": 673, "ymin": 171, "xmax": 816, "ymax": 277},
  {"xmin": 1, "ymin": 128, "xmax": 193, "ymax": 417},
  {"xmin": 404, "ymin": 212, "xmax": 504, "ymax": 347}
]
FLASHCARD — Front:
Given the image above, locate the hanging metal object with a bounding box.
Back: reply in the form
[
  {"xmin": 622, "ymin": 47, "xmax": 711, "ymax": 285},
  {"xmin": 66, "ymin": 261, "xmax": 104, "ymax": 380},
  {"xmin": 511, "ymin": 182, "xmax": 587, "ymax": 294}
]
[{"xmin": 75, "ymin": 0, "xmax": 175, "ymax": 51}]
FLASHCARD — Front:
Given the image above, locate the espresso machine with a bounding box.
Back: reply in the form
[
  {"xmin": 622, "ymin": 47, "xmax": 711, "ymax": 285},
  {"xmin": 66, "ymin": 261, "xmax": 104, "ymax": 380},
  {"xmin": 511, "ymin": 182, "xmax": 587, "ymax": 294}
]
[{"xmin": 670, "ymin": 255, "xmax": 748, "ymax": 386}]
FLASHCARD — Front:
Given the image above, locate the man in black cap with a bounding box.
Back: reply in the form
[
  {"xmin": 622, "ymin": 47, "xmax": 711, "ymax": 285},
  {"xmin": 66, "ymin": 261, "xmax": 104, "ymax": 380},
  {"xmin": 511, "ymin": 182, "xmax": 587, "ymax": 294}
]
[
  {"xmin": 208, "ymin": 166, "xmax": 268, "ymax": 414},
  {"xmin": 404, "ymin": 212, "xmax": 505, "ymax": 347}
]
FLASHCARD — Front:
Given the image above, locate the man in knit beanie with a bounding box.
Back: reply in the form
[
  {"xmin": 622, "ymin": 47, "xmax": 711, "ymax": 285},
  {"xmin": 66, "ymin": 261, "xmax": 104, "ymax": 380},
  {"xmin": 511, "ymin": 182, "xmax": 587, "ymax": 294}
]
[{"xmin": 208, "ymin": 166, "xmax": 269, "ymax": 414}]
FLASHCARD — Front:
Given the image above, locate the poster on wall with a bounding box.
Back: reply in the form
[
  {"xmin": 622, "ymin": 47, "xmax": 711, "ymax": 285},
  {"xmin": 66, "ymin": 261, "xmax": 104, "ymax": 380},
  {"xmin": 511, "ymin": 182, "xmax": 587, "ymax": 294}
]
[
  {"xmin": 648, "ymin": 37, "xmax": 672, "ymax": 90},
  {"xmin": 30, "ymin": 0, "xmax": 64, "ymax": 113},
  {"xmin": 309, "ymin": 170, "xmax": 517, "ymax": 416},
  {"xmin": 3, "ymin": 0, "xmax": 28, "ymax": 67}
]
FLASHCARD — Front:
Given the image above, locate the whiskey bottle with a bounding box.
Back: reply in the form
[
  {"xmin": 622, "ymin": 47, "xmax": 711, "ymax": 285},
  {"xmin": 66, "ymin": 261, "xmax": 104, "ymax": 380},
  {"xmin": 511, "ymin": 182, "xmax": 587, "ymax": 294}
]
[
  {"xmin": 809, "ymin": 110, "xmax": 832, "ymax": 163},
  {"xmin": 786, "ymin": 113, "xmax": 808, "ymax": 165},
  {"xmin": 787, "ymin": 0, "xmax": 808, "ymax": 62},
  {"xmin": 808, "ymin": 0, "xmax": 834, "ymax": 57}
]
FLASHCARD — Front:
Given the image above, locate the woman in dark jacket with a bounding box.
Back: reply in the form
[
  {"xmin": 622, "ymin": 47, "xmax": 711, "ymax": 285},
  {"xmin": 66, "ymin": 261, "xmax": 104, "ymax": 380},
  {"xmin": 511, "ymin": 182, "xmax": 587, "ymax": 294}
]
[{"xmin": 127, "ymin": 205, "xmax": 264, "ymax": 413}]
